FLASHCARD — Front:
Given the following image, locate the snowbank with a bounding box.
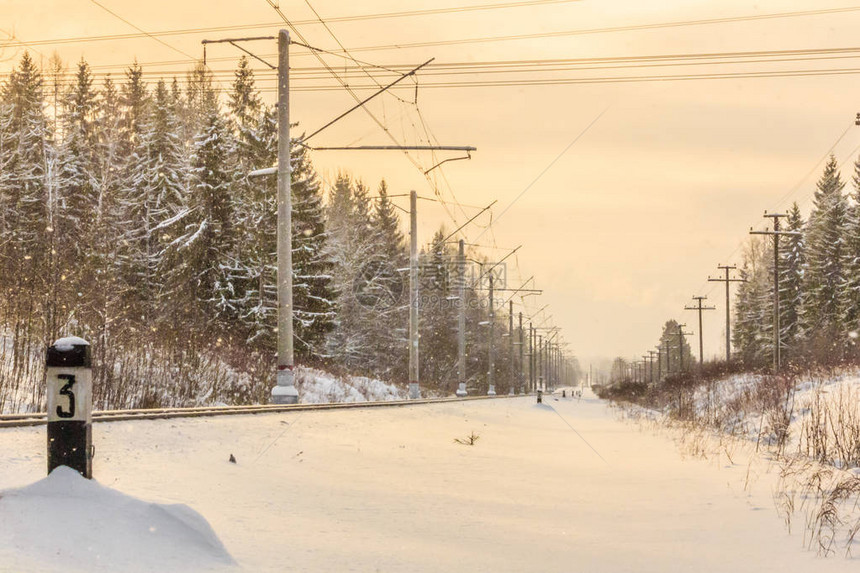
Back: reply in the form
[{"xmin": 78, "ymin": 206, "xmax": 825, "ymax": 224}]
[
  {"xmin": 295, "ymin": 366, "xmax": 406, "ymax": 403},
  {"xmin": 0, "ymin": 466, "xmax": 235, "ymax": 573}
]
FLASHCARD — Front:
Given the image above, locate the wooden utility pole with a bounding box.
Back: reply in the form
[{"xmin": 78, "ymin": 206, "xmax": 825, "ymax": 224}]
[
  {"xmin": 684, "ymin": 296, "xmax": 716, "ymax": 366},
  {"xmin": 676, "ymin": 323, "xmax": 693, "ymax": 372},
  {"xmin": 750, "ymin": 212, "xmax": 798, "ymax": 373},
  {"xmin": 708, "ymin": 265, "xmax": 745, "ymax": 363},
  {"xmin": 648, "ymin": 350, "xmax": 659, "ymax": 384},
  {"xmin": 664, "ymin": 338, "xmax": 671, "ymax": 376}
]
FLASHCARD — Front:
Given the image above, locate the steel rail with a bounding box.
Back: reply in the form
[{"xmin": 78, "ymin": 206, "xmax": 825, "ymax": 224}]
[{"xmin": 0, "ymin": 394, "xmax": 523, "ymax": 428}]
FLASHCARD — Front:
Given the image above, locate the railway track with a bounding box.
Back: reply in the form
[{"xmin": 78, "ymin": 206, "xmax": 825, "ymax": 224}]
[{"xmin": 0, "ymin": 394, "xmax": 523, "ymax": 428}]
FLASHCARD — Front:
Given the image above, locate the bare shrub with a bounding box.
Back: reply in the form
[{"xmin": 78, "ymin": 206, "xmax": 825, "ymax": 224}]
[
  {"xmin": 454, "ymin": 431, "xmax": 480, "ymax": 446},
  {"xmin": 799, "ymin": 384, "xmax": 860, "ymax": 469},
  {"xmin": 775, "ymin": 456, "xmax": 860, "ymax": 557}
]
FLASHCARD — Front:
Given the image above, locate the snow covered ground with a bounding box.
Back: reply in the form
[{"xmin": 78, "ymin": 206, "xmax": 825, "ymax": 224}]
[{"xmin": 0, "ymin": 390, "xmax": 857, "ymax": 572}]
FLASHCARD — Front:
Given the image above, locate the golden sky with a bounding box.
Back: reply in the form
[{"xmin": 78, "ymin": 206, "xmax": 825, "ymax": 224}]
[{"xmin": 4, "ymin": 0, "xmax": 860, "ymax": 369}]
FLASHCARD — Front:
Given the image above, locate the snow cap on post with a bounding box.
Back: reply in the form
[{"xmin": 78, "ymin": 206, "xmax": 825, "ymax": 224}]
[{"xmin": 47, "ymin": 336, "xmax": 91, "ymax": 368}]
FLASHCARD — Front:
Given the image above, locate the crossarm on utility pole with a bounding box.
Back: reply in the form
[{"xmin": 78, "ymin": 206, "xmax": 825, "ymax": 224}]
[
  {"xmin": 684, "ymin": 296, "xmax": 716, "ymax": 366},
  {"xmin": 708, "ymin": 264, "xmax": 745, "ymax": 363},
  {"xmin": 750, "ymin": 211, "xmax": 801, "ymax": 373}
]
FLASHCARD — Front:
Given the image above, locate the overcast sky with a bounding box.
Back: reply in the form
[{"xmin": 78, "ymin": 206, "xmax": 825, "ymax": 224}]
[{"xmin": 4, "ymin": 0, "xmax": 860, "ymax": 372}]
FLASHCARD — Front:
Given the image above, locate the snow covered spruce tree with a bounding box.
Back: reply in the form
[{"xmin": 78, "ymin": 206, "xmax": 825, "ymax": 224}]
[
  {"xmin": 418, "ymin": 228, "xmax": 458, "ymax": 392},
  {"xmin": 658, "ymin": 319, "xmax": 693, "ymax": 376},
  {"xmin": 325, "ymin": 173, "xmax": 377, "ymax": 371},
  {"xmin": 161, "ymin": 95, "xmax": 240, "ymax": 338},
  {"xmin": 0, "ymin": 53, "xmax": 54, "ymax": 411},
  {"xmin": 841, "ymin": 156, "xmax": 860, "ymax": 352},
  {"xmin": 55, "ymin": 59, "xmax": 106, "ymax": 332},
  {"xmin": 0, "ymin": 54, "xmax": 51, "ymax": 343},
  {"xmin": 290, "ymin": 138, "xmax": 336, "ymax": 361},
  {"xmin": 225, "ymin": 56, "xmax": 275, "ymax": 347},
  {"xmin": 801, "ymin": 156, "xmax": 849, "ymax": 356},
  {"xmin": 732, "ymin": 237, "xmax": 772, "ymax": 366},
  {"xmin": 779, "ymin": 202, "xmax": 805, "ymax": 362},
  {"xmin": 366, "ymin": 180, "xmax": 408, "ymax": 381},
  {"xmin": 118, "ymin": 78, "xmax": 188, "ymax": 333}
]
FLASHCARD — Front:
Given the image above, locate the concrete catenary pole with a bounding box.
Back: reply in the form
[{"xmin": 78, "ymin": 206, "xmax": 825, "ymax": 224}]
[
  {"xmin": 529, "ymin": 322, "xmax": 535, "ymax": 392},
  {"xmin": 456, "ymin": 239, "xmax": 467, "ymax": 397},
  {"xmin": 508, "ymin": 300, "xmax": 515, "ymax": 395},
  {"xmin": 409, "ymin": 190, "xmax": 419, "ymax": 399},
  {"xmin": 272, "ymin": 29, "xmax": 298, "ymax": 404},
  {"xmin": 537, "ymin": 334, "xmax": 543, "ymax": 390},
  {"xmin": 519, "ymin": 312, "xmax": 525, "ymax": 394},
  {"xmin": 487, "ymin": 272, "xmax": 496, "ymax": 396}
]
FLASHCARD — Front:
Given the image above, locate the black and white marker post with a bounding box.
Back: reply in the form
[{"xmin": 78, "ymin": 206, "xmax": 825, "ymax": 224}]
[{"xmin": 46, "ymin": 337, "xmax": 93, "ymax": 478}]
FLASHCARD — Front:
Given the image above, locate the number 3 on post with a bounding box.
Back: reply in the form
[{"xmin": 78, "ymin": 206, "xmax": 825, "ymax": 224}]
[{"xmin": 56, "ymin": 374, "xmax": 76, "ymax": 418}]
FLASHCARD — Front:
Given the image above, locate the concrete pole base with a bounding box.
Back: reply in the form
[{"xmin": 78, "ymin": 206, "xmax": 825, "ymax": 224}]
[
  {"xmin": 455, "ymin": 383, "xmax": 467, "ymax": 397},
  {"xmin": 409, "ymin": 382, "xmax": 420, "ymax": 399},
  {"xmin": 271, "ymin": 369, "xmax": 299, "ymax": 404},
  {"xmin": 487, "ymin": 385, "xmax": 496, "ymax": 396}
]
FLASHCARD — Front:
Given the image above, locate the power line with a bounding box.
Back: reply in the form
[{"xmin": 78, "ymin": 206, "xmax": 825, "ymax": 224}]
[
  {"xmin": 87, "ymin": 0, "xmax": 196, "ymax": 61},
  {"xmin": 5, "ymin": 4, "xmax": 857, "ymax": 52},
  {"xmin": 474, "ymin": 105, "xmax": 611, "ymax": 242},
  {"xmin": 19, "ymin": 45, "xmax": 860, "ymax": 83},
  {"xmin": 309, "ymin": 6, "xmax": 860, "ymax": 55},
  {"xmin": 31, "ymin": 63, "xmax": 859, "ymax": 92},
  {"xmin": 281, "ymin": 66, "xmax": 860, "ymax": 90}
]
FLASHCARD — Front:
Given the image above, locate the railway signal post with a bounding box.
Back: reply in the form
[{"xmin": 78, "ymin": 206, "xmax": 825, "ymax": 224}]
[{"xmin": 46, "ymin": 337, "xmax": 93, "ymax": 479}]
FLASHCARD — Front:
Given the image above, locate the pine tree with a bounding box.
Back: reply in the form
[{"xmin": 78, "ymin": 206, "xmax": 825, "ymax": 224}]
[
  {"xmin": 658, "ymin": 319, "xmax": 693, "ymax": 375},
  {"xmin": 842, "ymin": 157, "xmax": 860, "ymax": 344},
  {"xmin": 56, "ymin": 59, "xmax": 101, "ymax": 330},
  {"xmin": 802, "ymin": 156, "xmax": 849, "ymax": 350},
  {"xmin": 162, "ymin": 106, "xmax": 238, "ymax": 334},
  {"xmin": 419, "ymin": 228, "xmax": 458, "ymax": 391},
  {"xmin": 364, "ymin": 180, "xmax": 408, "ymax": 379},
  {"xmin": 121, "ymin": 78, "xmax": 188, "ymax": 331},
  {"xmin": 224, "ymin": 59, "xmax": 274, "ymax": 345},
  {"xmin": 326, "ymin": 173, "xmax": 373, "ymax": 370},
  {"xmin": 732, "ymin": 237, "xmax": 772, "ymax": 366},
  {"xmin": 119, "ymin": 61, "xmax": 149, "ymax": 155},
  {"xmin": 291, "ymin": 138, "xmax": 336, "ymax": 360},
  {"xmin": 780, "ymin": 202, "xmax": 805, "ymax": 360},
  {"xmin": 0, "ymin": 53, "xmax": 51, "ymax": 337},
  {"xmin": 183, "ymin": 62, "xmax": 217, "ymax": 142}
]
